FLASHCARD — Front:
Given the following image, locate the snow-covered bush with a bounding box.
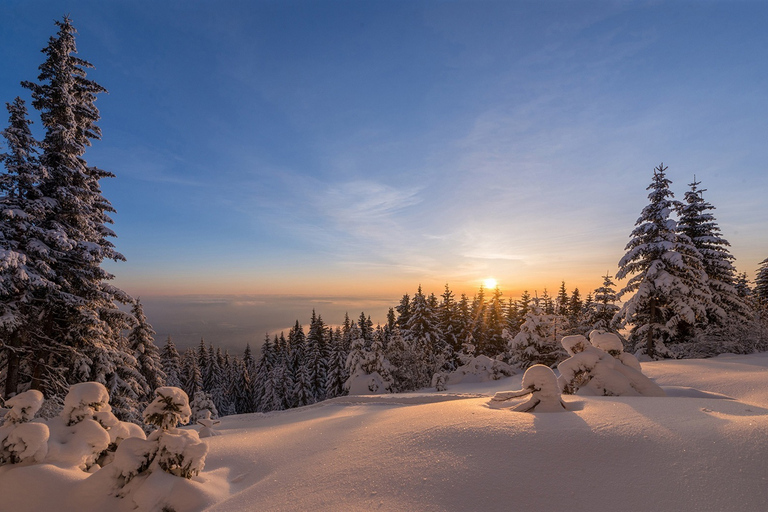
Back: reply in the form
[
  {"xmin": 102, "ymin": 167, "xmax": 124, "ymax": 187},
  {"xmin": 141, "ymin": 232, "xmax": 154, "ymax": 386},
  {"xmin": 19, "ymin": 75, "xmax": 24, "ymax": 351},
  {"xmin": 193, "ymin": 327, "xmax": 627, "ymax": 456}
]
[
  {"xmin": 589, "ymin": 330, "xmax": 642, "ymax": 371},
  {"xmin": 151, "ymin": 427, "xmax": 207, "ymax": 478},
  {"xmin": 143, "ymin": 386, "xmax": 192, "ymax": 430},
  {"xmin": 94, "ymin": 409, "xmax": 146, "ymax": 467},
  {"xmin": 190, "ymin": 390, "xmax": 219, "ymax": 423},
  {"xmin": 0, "ymin": 390, "xmax": 49, "ymax": 465},
  {"xmin": 557, "ymin": 335, "xmax": 666, "ymax": 397},
  {"xmin": 112, "ymin": 386, "xmax": 206, "ymax": 485},
  {"xmin": 506, "ymin": 306, "xmax": 567, "ymax": 369},
  {"xmin": 442, "ymin": 354, "xmax": 515, "ymax": 386},
  {"xmin": 45, "ymin": 382, "xmax": 113, "ymax": 470},
  {"xmin": 491, "ymin": 365, "xmax": 566, "ymax": 413},
  {"xmin": 62, "ymin": 382, "xmax": 112, "ymax": 426}
]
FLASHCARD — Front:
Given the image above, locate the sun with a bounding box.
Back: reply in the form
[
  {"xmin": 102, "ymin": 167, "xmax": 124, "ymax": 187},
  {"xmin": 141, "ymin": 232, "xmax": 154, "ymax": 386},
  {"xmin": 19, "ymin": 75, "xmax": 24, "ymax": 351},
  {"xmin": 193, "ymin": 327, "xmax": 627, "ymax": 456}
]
[{"xmin": 483, "ymin": 278, "xmax": 498, "ymax": 289}]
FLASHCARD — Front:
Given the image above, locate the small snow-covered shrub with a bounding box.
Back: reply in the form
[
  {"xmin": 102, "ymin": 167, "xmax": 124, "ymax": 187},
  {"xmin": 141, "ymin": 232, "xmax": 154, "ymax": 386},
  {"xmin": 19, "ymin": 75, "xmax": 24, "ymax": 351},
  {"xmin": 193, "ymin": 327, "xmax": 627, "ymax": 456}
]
[
  {"xmin": 62, "ymin": 382, "xmax": 111, "ymax": 426},
  {"xmin": 113, "ymin": 386, "xmax": 206, "ymax": 486},
  {"xmin": 2, "ymin": 389, "xmax": 44, "ymax": 424},
  {"xmin": 143, "ymin": 387, "xmax": 192, "ymax": 430},
  {"xmin": 491, "ymin": 365, "xmax": 566, "ymax": 413},
  {"xmin": 190, "ymin": 391, "xmax": 218, "ymax": 423},
  {"xmin": 1, "ymin": 422, "xmax": 50, "ymax": 464},
  {"xmin": 94, "ymin": 409, "xmax": 147, "ymax": 467},
  {"xmin": 151, "ymin": 428, "xmax": 207, "ymax": 478},
  {"xmin": 0, "ymin": 390, "xmax": 49, "ymax": 465},
  {"xmin": 432, "ymin": 373, "xmax": 447, "ymax": 391},
  {"xmin": 345, "ymin": 371, "xmax": 392, "ymax": 395},
  {"xmin": 443, "ymin": 355, "xmax": 515, "ymax": 386},
  {"xmin": 589, "ymin": 330, "xmax": 642, "ymax": 371},
  {"xmin": 557, "ymin": 334, "xmax": 666, "ymax": 397},
  {"xmin": 48, "ymin": 382, "xmax": 113, "ymax": 470}
]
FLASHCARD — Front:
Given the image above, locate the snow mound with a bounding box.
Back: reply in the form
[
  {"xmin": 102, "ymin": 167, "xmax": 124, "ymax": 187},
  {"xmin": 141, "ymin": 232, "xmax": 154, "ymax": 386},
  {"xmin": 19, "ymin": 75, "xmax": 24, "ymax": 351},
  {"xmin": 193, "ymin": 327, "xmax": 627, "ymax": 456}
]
[
  {"xmin": 491, "ymin": 364, "xmax": 566, "ymax": 412},
  {"xmin": 444, "ymin": 354, "xmax": 515, "ymax": 385},
  {"xmin": 557, "ymin": 334, "xmax": 665, "ymax": 397}
]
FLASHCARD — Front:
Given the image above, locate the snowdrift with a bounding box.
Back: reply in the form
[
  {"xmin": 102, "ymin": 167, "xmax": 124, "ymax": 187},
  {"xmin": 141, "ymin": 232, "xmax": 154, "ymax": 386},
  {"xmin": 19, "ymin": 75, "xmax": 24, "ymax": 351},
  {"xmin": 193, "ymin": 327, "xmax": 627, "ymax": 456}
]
[{"xmin": 2, "ymin": 353, "xmax": 768, "ymax": 511}]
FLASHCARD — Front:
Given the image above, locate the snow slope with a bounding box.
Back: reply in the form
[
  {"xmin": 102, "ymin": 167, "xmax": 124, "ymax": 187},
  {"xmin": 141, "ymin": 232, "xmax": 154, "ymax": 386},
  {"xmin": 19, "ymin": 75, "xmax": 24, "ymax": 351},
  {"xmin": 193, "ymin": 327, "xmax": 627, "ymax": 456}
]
[{"xmin": 3, "ymin": 353, "xmax": 768, "ymax": 511}]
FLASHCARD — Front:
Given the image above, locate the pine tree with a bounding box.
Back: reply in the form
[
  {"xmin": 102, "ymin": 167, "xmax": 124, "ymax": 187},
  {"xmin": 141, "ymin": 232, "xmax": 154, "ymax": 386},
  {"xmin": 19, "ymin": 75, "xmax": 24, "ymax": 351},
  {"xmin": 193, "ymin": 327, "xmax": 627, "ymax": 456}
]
[
  {"xmin": 568, "ymin": 288, "xmax": 583, "ymax": 329},
  {"xmin": 677, "ymin": 177, "xmax": 749, "ymax": 327},
  {"xmin": 506, "ymin": 305, "xmax": 565, "ymax": 369},
  {"xmin": 556, "ymin": 281, "xmax": 569, "ymax": 317},
  {"xmin": 305, "ymin": 310, "xmax": 328, "ymax": 401},
  {"xmin": 20, "ymin": 17, "xmax": 135, "ymax": 395},
  {"xmin": 754, "ymin": 258, "xmax": 768, "ymax": 305},
  {"xmin": 438, "ymin": 284, "xmax": 461, "ymax": 367},
  {"xmin": 160, "ymin": 336, "xmax": 182, "ymax": 388},
  {"xmin": 182, "ymin": 348, "xmax": 203, "ymax": 398},
  {"xmin": 470, "ymin": 285, "xmax": 488, "ymax": 353},
  {"xmin": 485, "ymin": 286, "xmax": 506, "ymax": 356},
  {"xmin": 127, "ymin": 299, "xmax": 165, "ymax": 403},
  {"xmin": 325, "ymin": 327, "xmax": 348, "ymax": 398},
  {"xmin": 615, "ymin": 164, "xmax": 710, "ymax": 357},
  {"xmin": 0, "ymin": 97, "xmax": 52, "ymax": 397},
  {"xmin": 404, "ymin": 286, "xmax": 441, "ymax": 387},
  {"xmin": 593, "ymin": 273, "xmax": 620, "ymax": 332}
]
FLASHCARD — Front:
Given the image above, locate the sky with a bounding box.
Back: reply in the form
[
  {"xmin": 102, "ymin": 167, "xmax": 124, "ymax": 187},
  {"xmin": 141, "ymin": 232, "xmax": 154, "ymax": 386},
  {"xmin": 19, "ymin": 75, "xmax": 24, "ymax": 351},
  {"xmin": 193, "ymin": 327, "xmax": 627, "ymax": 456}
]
[{"xmin": 1, "ymin": 1, "xmax": 767, "ymax": 352}]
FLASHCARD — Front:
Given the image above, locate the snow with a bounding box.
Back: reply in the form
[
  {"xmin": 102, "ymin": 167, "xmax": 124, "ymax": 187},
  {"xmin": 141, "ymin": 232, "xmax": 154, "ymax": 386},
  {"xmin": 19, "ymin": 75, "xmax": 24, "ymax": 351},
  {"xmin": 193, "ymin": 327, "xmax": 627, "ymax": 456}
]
[
  {"xmin": 443, "ymin": 354, "xmax": 515, "ymax": 385},
  {"xmin": 3, "ymin": 353, "xmax": 768, "ymax": 511}
]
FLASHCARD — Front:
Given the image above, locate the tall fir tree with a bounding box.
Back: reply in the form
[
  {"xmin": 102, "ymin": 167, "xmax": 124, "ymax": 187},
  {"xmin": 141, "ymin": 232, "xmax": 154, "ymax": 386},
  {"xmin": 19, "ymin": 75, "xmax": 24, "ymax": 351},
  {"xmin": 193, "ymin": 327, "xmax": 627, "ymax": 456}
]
[
  {"xmin": 0, "ymin": 97, "xmax": 52, "ymax": 397},
  {"xmin": 615, "ymin": 164, "xmax": 710, "ymax": 358},
  {"xmin": 127, "ymin": 299, "xmax": 165, "ymax": 403},
  {"xmin": 19, "ymin": 17, "xmax": 136, "ymax": 397},
  {"xmin": 160, "ymin": 336, "xmax": 182, "ymax": 388},
  {"xmin": 677, "ymin": 177, "xmax": 749, "ymax": 327},
  {"xmin": 593, "ymin": 273, "xmax": 620, "ymax": 332},
  {"xmin": 756, "ymin": 258, "xmax": 768, "ymax": 305}
]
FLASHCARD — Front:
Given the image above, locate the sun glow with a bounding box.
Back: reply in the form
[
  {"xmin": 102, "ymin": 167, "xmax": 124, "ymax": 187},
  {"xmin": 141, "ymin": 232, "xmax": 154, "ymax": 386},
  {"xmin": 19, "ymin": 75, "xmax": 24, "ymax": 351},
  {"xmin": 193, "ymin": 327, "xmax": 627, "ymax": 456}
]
[{"xmin": 483, "ymin": 278, "xmax": 498, "ymax": 289}]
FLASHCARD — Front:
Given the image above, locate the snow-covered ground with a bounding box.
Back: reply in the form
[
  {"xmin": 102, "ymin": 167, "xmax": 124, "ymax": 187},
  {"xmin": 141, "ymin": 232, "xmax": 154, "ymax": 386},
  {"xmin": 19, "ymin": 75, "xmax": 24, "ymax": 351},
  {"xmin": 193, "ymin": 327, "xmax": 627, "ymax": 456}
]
[{"xmin": 3, "ymin": 353, "xmax": 768, "ymax": 511}]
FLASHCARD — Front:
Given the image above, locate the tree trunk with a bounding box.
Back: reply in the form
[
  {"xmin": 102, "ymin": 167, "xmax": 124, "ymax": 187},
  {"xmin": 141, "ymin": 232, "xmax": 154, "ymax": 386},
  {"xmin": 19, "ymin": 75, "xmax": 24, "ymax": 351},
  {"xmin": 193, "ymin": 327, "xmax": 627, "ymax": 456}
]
[
  {"xmin": 646, "ymin": 297, "xmax": 656, "ymax": 359},
  {"xmin": 3, "ymin": 330, "xmax": 22, "ymax": 398}
]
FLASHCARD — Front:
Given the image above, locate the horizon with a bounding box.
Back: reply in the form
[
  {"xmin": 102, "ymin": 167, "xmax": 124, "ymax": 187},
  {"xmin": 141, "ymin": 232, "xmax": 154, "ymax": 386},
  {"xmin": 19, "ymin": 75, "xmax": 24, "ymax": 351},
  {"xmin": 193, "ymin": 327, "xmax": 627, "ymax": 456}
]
[{"xmin": 2, "ymin": 1, "xmax": 767, "ymax": 352}]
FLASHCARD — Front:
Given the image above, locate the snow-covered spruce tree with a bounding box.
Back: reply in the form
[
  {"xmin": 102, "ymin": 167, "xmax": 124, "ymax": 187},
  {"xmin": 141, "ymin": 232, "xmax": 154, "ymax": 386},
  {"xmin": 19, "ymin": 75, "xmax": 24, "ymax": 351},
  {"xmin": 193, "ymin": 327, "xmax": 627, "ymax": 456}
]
[
  {"xmin": 485, "ymin": 286, "xmax": 507, "ymax": 357},
  {"xmin": 125, "ymin": 386, "xmax": 206, "ymax": 481},
  {"xmin": 160, "ymin": 336, "xmax": 182, "ymax": 388},
  {"xmin": 386, "ymin": 325, "xmax": 421, "ymax": 392},
  {"xmin": 470, "ymin": 285, "xmax": 488, "ymax": 353},
  {"xmin": 506, "ymin": 303, "xmax": 565, "ymax": 369},
  {"xmin": 438, "ymin": 284, "xmax": 462, "ymax": 367},
  {"xmin": 0, "ymin": 389, "xmax": 49, "ymax": 465},
  {"xmin": 306, "ymin": 310, "xmax": 329, "ymax": 402},
  {"xmin": 181, "ymin": 348, "xmax": 202, "ymax": 399},
  {"xmin": 404, "ymin": 286, "xmax": 442, "ymax": 388},
  {"xmin": 615, "ymin": 164, "xmax": 711, "ymax": 358},
  {"xmin": 128, "ymin": 299, "xmax": 165, "ymax": 404},
  {"xmin": 251, "ymin": 334, "xmax": 274, "ymax": 412},
  {"xmin": 0, "ymin": 97, "xmax": 53, "ymax": 398},
  {"xmin": 756, "ymin": 258, "xmax": 768, "ymax": 305},
  {"xmin": 189, "ymin": 390, "xmax": 218, "ymax": 423},
  {"xmin": 592, "ymin": 273, "xmax": 621, "ymax": 332},
  {"xmin": 325, "ymin": 327, "xmax": 348, "ymax": 398},
  {"xmin": 677, "ymin": 177, "xmax": 750, "ymax": 331},
  {"xmin": 11, "ymin": 18, "xmax": 136, "ymax": 400}
]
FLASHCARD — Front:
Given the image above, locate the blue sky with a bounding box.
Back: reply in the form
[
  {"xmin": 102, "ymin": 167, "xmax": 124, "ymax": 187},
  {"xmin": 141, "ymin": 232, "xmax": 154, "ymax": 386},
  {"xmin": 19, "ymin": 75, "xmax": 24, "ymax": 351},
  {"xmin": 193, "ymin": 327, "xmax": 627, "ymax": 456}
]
[{"xmin": 2, "ymin": 1, "xmax": 767, "ymax": 350}]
